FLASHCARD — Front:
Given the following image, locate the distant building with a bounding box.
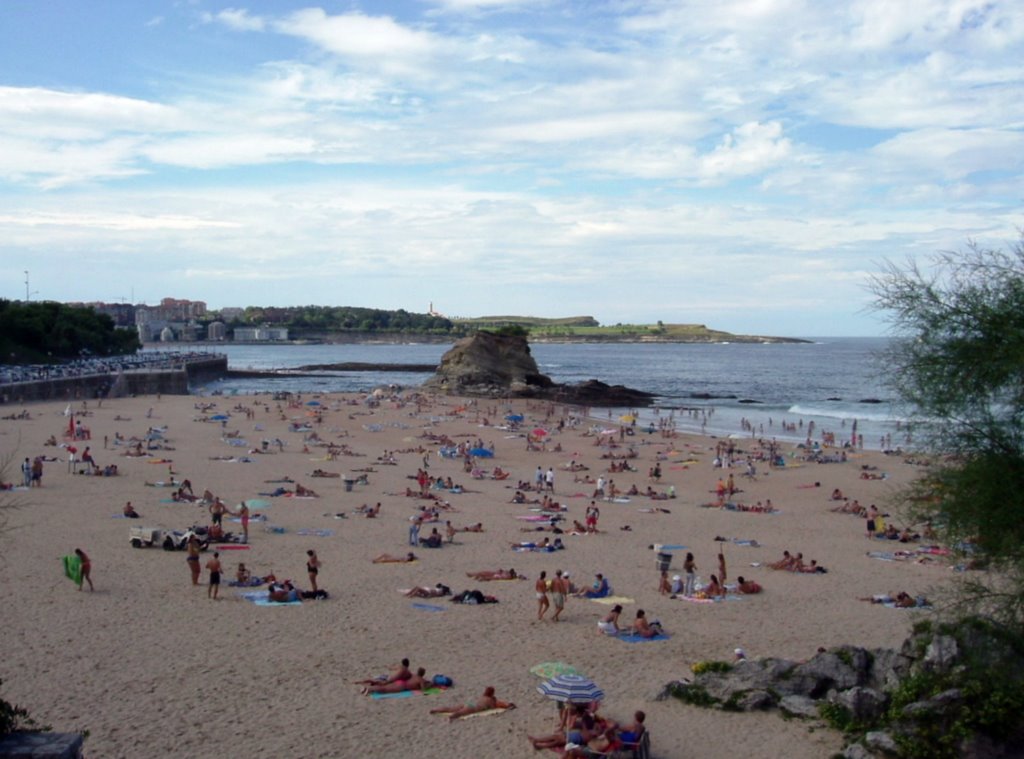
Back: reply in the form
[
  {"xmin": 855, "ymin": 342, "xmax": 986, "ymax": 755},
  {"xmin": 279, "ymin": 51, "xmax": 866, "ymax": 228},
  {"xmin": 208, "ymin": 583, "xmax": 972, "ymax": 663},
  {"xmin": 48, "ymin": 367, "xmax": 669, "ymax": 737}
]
[
  {"xmin": 233, "ymin": 326, "xmax": 288, "ymax": 342},
  {"xmin": 207, "ymin": 321, "xmax": 227, "ymax": 341},
  {"xmin": 219, "ymin": 307, "xmax": 244, "ymax": 322}
]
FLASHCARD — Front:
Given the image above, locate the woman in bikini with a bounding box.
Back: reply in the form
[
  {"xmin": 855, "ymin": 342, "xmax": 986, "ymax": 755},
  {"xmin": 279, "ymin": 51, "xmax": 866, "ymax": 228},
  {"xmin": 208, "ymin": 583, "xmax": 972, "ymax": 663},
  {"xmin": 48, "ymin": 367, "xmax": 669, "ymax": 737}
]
[
  {"xmin": 536, "ymin": 570, "xmax": 550, "ymax": 620},
  {"xmin": 75, "ymin": 548, "xmax": 93, "ymax": 591},
  {"xmin": 306, "ymin": 549, "xmax": 321, "ymax": 593},
  {"xmin": 372, "ymin": 552, "xmax": 417, "ymax": 563}
]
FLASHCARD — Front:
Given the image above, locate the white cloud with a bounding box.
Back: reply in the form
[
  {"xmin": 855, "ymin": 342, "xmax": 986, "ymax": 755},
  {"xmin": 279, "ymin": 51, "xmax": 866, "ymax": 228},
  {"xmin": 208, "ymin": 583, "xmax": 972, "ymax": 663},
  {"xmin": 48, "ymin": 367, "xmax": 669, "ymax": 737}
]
[
  {"xmin": 698, "ymin": 121, "xmax": 793, "ymax": 182},
  {"xmin": 275, "ymin": 9, "xmax": 442, "ymax": 72},
  {"xmin": 204, "ymin": 8, "xmax": 266, "ymax": 32}
]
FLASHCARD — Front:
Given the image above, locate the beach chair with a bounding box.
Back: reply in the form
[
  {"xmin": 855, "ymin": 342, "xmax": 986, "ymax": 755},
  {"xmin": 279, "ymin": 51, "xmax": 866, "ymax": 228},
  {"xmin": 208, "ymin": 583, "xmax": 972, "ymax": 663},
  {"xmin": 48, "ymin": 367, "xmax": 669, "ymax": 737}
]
[{"xmin": 619, "ymin": 729, "xmax": 650, "ymax": 759}]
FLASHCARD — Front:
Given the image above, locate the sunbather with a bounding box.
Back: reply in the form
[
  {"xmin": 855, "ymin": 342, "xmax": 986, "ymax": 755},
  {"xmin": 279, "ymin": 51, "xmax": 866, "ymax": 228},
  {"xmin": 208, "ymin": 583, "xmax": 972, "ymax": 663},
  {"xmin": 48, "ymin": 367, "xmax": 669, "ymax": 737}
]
[
  {"xmin": 466, "ymin": 568, "xmax": 517, "ymax": 581},
  {"xmin": 372, "ymin": 552, "xmax": 417, "ymax": 563},
  {"xmin": 430, "ymin": 686, "xmax": 513, "ymax": 722},
  {"xmin": 405, "ymin": 584, "xmax": 451, "ymax": 598},
  {"xmin": 361, "ymin": 667, "xmax": 428, "ymax": 695}
]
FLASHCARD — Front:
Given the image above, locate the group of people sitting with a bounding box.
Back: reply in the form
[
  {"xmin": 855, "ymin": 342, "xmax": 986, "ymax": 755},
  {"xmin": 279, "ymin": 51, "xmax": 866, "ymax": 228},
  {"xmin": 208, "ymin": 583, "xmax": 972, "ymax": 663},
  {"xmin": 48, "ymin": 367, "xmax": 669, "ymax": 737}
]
[
  {"xmin": 595, "ymin": 605, "xmax": 664, "ymax": 638},
  {"xmin": 529, "ymin": 704, "xmax": 646, "ymax": 756},
  {"xmin": 768, "ymin": 551, "xmax": 827, "ymax": 573}
]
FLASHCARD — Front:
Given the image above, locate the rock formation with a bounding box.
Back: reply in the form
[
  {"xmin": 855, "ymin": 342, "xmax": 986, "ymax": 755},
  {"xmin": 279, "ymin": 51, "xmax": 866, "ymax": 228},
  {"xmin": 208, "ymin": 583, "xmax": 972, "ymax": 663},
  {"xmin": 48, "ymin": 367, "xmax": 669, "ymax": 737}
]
[{"xmin": 421, "ymin": 331, "xmax": 655, "ymax": 406}]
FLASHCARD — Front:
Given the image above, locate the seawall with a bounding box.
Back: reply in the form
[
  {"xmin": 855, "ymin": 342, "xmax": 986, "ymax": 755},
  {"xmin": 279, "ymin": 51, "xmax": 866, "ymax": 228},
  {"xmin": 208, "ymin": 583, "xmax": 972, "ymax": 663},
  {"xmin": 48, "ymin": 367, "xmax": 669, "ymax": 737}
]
[{"xmin": 0, "ymin": 356, "xmax": 226, "ymax": 404}]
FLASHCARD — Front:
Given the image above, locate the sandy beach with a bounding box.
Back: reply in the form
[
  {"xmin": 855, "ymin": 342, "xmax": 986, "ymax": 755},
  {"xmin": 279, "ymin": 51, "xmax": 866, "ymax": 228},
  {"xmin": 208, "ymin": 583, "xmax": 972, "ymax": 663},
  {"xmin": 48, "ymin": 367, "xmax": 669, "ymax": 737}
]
[{"xmin": 1, "ymin": 391, "xmax": 953, "ymax": 758}]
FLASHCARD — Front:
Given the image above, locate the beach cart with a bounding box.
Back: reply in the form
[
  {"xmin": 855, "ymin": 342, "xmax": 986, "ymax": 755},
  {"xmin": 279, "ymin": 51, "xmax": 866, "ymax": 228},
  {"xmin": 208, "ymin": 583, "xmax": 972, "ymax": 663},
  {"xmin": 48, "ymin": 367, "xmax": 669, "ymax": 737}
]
[{"xmin": 129, "ymin": 526, "xmax": 163, "ymax": 548}]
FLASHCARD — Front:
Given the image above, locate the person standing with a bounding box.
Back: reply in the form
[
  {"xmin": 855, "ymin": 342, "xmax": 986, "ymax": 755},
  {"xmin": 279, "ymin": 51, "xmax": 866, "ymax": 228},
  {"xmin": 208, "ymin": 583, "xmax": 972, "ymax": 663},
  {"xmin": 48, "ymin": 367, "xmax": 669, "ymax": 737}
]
[
  {"xmin": 535, "ymin": 570, "xmax": 550, "ymax": 621},
  {"xmin": 21, "ymin": 457, "xmax": 31, "ymax": 487},
  {"xmin": 75, "ymin": 548, "xmax": 93, "ymax": 592},
  {"xmin": 545, "ymin": 468, "xmax": 555, "ymax": 493},
  {"xmin": 206, "ymin": 551, "xmax": 222, "ymax": 599},
  {"xmin": 232, "ymin": 502, "xmax": 251, "ymax": 543},
  {"xmin": 551, "ymin": 569, "xmax": 567, "ymax": 622},
  {"xmin": 187, "ymin": 534, "xmax": 202, "ymax": 586},
  {"xmin": 31, "ymin": 457, "xmax": 43, "ymax": 487},
  {"xmin": 306, "ymin": 549, "xmax": 321, "ymax": 593},
  {"xmin": 534, "ymin": 466, "xmax": 544, "ymax": 491},
  {"xmin": 409, "ymin": 516, "xmax": 422, "ymax": 547},
  {"xmin": 683, "ymin": 552, "xmax": 698, "ymax": 597}
]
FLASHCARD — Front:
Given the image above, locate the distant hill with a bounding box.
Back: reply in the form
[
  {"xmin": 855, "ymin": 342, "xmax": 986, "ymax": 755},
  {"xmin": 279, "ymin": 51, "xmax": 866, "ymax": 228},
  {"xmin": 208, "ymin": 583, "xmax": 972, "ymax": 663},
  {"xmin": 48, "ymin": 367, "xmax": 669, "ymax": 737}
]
[{"xmin": 452, "ymin": 317, "xmax": 806, "ymax": 344}]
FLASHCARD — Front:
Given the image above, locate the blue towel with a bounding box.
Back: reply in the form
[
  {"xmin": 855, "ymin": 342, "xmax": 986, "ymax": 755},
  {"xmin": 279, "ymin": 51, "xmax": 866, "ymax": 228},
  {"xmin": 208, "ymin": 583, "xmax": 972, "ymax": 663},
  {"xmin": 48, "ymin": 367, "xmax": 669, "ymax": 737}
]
[
  {"xmin": 411, "ymin": 603, "xmax": 446, "ymax": 612},
  {"xmin": 618, "ymin": 632, "xmax": 670, "ymax": 643}
]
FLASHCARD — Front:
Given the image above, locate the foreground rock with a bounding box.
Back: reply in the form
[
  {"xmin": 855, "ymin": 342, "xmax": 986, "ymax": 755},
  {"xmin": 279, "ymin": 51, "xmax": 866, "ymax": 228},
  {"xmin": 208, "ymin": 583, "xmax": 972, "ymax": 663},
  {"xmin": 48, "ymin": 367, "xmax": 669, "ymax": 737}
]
[
  {"xmin": 661, "ymin": 620, "xmax": 1024, "ymax": 758},
  {"xmin": 422, "ymin": 331, "xmax": 655, "ymax": 406}
]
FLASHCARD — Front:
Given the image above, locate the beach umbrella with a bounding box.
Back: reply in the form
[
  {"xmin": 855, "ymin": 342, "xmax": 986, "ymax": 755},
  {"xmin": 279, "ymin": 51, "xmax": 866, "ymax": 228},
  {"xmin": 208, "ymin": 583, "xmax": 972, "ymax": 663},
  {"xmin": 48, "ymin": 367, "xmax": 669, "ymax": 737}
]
[
  {"xmin": 619, "ymin": 414, "xmax": 636, "ymax": 423},
  {"xmin": 306, "ymin": 400, "xmax": 321, "ymax": 406},
  {"xmin": 505, "ymin": 414, "xmax": 524, "ymax": 422},
  {"xmin": 532, "ymin": 428, "xmax": 549, "ymax": 437},
  {"xmin": 530, "ymin": 662, "xmax": 578, "ymax": 679},
  {"xmin": 210, "ymin": 414, "xmax": 229, "ymax": 421},
  {"xmin": 469, "ymin": 448, "xmax": 494, "ymax": 458},
  {"xmin": 537, "ymin": 673, "xmax": 604, "ymax": 704}
]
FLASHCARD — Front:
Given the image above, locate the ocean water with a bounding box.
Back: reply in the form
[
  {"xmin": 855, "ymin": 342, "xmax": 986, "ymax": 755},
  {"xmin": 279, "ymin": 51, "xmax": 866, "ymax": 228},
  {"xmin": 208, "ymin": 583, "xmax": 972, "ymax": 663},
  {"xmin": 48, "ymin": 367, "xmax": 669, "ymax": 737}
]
[{"xmin": 156, "ymin": 337, "xmax": 908, "ymax": 450}]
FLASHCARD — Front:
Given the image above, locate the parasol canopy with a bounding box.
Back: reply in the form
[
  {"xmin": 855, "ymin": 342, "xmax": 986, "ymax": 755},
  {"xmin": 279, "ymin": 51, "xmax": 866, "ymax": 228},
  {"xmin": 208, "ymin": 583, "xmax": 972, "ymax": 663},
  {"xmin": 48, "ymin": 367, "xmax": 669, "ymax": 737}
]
[{"xmin": 537, "ymin": 673, "xmax": 604, "ymax": 704}]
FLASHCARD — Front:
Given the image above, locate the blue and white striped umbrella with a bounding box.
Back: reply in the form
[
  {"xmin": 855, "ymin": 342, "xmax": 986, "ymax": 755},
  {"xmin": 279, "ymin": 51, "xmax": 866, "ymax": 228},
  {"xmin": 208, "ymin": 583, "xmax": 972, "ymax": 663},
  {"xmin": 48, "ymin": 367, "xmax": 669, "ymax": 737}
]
[{"xmin": 536, "ymin": 673, "xmax": 604, "ymax": 704}]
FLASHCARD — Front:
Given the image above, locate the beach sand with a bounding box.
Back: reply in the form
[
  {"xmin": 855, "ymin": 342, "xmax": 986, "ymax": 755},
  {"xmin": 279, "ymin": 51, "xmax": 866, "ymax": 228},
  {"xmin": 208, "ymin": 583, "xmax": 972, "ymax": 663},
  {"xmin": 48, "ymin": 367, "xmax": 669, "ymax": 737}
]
[{"xmin": 1, "ymin": 392, "xmax": 952, "ymax": 758}]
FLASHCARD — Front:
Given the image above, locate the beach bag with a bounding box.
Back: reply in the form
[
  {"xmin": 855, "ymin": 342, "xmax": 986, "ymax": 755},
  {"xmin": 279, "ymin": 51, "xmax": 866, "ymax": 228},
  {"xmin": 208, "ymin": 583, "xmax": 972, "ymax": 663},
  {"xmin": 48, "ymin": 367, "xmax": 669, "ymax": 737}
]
[{"xmin": 432, "ymin": 675, "xmax": 453, "ymax": 687}]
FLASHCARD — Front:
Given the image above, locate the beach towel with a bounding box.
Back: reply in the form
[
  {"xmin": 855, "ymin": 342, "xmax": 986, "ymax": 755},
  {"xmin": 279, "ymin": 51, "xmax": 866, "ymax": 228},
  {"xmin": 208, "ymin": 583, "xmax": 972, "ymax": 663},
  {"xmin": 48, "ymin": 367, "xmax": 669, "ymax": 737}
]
[
  {"xmin": 411, "ymin": 603, "xmax": 446, "ymax": 612},
  {"xmin": 654, "ymin": 544, "xmax": 687, "ymax": 551},
  {"xmin": 677, "ymin": 595, "xmax": 717, "ymax": 604},
  {"xmin": 591, "ymin": 595, "xmax": 634, "ymax": 605},
  {"xmin": 241, "ymin": 591, "xmax": 301, "ymax": 606},
  {"xmin": 450, "ymin": 707, "xmax": 512, "ymax": 720},
  {"xmin": 62, "ymin": 554, "xmax": 82, "ymax": 585},
  {"xmin": 215, "ymin": 544, "xmax": 250, "ymax": 550},
  {"xmin": 370, "ymin": 687, "xmax": 446, "ymax": 700},
  {"xmin": 296, "ymin": 528, "xmax": 334, "ymax": 537},
  {"xmin": 618, "ymin": 632, "xmax": 671, "ymax": 643}
]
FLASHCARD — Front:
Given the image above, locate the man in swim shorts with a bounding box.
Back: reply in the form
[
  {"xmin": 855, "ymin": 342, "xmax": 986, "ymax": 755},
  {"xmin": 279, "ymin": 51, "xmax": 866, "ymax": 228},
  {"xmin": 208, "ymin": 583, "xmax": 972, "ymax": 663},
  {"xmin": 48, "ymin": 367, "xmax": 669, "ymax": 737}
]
[
  {"xmin": 551, "ymin": 569, "xmax": 567, "ymax": 622},
  {"xmin": 187, "ymin": 534, "xmax": 202, "ymax": 586},
  {"xmin": 206, "ymin": 551, "xmax": 222, "ymax": 599}
]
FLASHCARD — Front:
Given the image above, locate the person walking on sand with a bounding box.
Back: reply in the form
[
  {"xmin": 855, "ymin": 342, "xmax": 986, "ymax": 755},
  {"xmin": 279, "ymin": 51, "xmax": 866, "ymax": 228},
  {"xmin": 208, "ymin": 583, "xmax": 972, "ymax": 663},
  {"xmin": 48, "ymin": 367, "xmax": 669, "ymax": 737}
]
[
  {"xmin": 536, "ymin": 570, "xmax": 550, "ymax": 621},
  {"xmin": 718, "ymin": 547, "xmax": 728, "ymax": 585},
  {"xmin": 187, "ymin": 534, "xmax": 202, "ymax": 586},
  {"xmin": 206, "ymin": 551, "xmax": 222, "ymax": 599},
  {"xmin": 307, "ymin": 549, "xmax": 321, "ymax": 593},
  {"xmin": 551, "ymin": 569, "xmax": 568, "ymax": 622},
  {"xmin": 75, "ymin": 548, "xmax": 93, "ymax": 591},
  {"xmin": 21, "ymin": 457, "xmax": 31, "ymax": 487}
]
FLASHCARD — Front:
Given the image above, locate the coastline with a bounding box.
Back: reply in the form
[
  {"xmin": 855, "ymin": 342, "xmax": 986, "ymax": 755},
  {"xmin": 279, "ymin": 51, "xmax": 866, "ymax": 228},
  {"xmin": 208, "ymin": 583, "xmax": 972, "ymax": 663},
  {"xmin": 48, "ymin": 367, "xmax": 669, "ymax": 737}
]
[{"xmin": 2, "ymin": 390, "xmax": 941, "ymax": 758}]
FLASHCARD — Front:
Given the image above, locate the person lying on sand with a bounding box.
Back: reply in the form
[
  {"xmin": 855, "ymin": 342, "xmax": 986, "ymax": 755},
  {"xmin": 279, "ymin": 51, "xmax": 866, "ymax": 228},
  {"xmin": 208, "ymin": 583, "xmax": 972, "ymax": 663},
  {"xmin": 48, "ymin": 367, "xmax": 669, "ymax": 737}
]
[
  {"xmin": 293, "ymin": 483, "xmax": 318, "ymax": 497},
  {"xmin": 430, "ymin": 686, "xmax": 514, "ymax": 722},
  {"xmin": 372, "ymin": 552, "xmax": 417, "ymax": 563},
  {"xmin": 405, "ymin": 584, "xmax": 451, "ymax": 598},
  {"xmin": 361, "ymin": 667, "xmax": 429, "ymax": 695},
  {"xmin": 466, "ymin": 568, "xmax": 518, "ymax": 581},
  {"xmin": 860, "ymin": 591, "xmax": 929, "ymax": 608},
  {"xmin": 736, "ymin": 576, "xmax": 763, "ymax": 594},
  {"xmin": 311, "ymin": 469, "xmax": 339, "ymax": 478},
  {"xmin": 458, "ymin": 522, "xmax": 484, "ymax": 532}
]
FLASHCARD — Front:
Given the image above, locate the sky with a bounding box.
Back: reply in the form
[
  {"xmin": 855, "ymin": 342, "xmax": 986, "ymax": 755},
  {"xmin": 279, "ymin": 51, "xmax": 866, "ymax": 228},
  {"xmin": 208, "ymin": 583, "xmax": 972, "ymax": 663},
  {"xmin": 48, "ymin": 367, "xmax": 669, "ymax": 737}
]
[{"xmin": 0, "ymin": 1, "xmax": 1022, "ymax": 337}]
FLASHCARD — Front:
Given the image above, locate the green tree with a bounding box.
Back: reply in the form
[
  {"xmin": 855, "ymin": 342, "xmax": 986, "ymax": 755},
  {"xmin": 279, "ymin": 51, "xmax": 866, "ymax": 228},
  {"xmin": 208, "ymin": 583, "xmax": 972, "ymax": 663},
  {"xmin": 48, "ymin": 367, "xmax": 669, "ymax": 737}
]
[{"xmin": 872, "ymin": 234, "xmax": 1024, "ymax": 627}]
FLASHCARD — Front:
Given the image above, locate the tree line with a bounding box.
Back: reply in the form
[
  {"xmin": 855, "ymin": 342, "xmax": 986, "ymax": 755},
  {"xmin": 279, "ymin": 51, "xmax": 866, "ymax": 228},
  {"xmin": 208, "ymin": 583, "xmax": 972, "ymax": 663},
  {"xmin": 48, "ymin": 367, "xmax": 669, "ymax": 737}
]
[{"xmin": 0, "ymin": 300, "xmax": 140, "ymax": 364}]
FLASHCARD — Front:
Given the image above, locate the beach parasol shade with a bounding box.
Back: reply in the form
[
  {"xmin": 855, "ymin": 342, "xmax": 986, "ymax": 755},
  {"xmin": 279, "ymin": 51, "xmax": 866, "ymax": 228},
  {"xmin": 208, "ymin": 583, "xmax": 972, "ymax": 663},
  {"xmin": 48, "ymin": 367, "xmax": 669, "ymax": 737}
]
[
  {"xmin": 209, "ymin": 414, "xmax": 229, "ymax": 421},
  {"xmin": 306, "ymin": 400, "xmax": 321, "ymax": 406},
  {"xmin": 532, "ymin": 428, "xmax": 549, "ymax": 437},
  {"xmin": 619, "ymin": 414, "xmax": 636, "ymax": 423},
  {"xmin": 529, "ymin": 662, "xmax": 578, "ymax": 679},
  {"xmin": 537, "ymin": 673, "xmax": 604, "ymax": 704},
  {"xmin": 469, "ymin": 448, "xmax": 494, "ymax": 458},
  {"xmin": 505, "ymin": 414, "xmax": 524, "ymax": 422}
]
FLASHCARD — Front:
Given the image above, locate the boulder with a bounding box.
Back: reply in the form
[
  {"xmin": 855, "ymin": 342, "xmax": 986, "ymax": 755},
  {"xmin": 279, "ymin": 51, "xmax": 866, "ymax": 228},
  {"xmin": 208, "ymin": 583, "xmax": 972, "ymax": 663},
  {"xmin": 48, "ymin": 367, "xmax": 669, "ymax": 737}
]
[
  {"xmin": 779, "ymin": 695, "xmax": 819, "ymax": 718},
  {"xmin": 864, "ymin": 731, "xmax": 899, "ymax": 756},
  {"xmin": 831, "ymin": 686, "xmax": 889, "ymax": 723},
  {"xmin": 422, "ymin": 332, "xmax": 655, "ymax": 405}
]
